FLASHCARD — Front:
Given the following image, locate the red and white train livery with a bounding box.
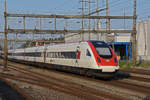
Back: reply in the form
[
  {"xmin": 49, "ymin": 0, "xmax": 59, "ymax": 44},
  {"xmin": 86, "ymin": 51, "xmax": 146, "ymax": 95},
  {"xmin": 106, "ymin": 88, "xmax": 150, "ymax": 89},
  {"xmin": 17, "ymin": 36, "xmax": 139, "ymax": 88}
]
[{"xmin": 8, "ymin": 40, "xmax": 119, "ymax": 77}]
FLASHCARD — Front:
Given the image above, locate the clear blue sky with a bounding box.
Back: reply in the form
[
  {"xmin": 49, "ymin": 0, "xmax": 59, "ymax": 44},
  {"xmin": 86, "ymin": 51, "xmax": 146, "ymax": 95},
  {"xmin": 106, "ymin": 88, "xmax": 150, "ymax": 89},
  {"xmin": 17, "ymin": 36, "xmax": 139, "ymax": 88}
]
[
  {"xmin": 0, "ymin": 0, "xmax": 150, "ymax": 31},
  {"xmin": 2, "ymin": 0, "xmax": 149, "ymax": 17},
  {"xmin": 0, "ymin": 0, "xmax": 150, "ymax": 48}
]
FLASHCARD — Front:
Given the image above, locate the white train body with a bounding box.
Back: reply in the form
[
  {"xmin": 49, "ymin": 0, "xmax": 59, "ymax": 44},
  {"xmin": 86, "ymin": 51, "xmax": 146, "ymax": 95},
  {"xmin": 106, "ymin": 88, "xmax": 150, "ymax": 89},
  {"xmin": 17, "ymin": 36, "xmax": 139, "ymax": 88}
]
[{"xmin": 8, "ymin": 41, "xmax": 119, "ymax": 73}]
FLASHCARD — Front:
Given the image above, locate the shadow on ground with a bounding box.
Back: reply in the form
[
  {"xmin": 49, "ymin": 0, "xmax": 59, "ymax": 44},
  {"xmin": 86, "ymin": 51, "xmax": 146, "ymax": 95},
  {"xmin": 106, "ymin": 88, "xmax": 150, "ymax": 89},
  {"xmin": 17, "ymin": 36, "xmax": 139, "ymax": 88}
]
[
  {"xmin": 95, "ymin": 71, "xmax": 131, "ymax": 81},
  {"xmin": 113, "ymin": 71, "xmax": 131, "ymax": 80}
]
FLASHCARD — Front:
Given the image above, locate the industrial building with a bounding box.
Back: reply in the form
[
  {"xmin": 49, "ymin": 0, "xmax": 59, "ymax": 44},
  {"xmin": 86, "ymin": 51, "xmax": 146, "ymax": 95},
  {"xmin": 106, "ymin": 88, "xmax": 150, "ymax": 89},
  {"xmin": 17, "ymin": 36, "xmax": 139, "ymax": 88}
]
[{"xmin": 136, "ymin": 17, "xmax": 150, "ymax": 61}]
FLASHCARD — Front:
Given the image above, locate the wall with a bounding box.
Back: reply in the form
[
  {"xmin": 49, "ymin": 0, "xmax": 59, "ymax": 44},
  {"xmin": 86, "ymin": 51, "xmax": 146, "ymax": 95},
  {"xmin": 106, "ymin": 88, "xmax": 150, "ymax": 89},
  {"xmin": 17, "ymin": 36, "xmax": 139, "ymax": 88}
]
[{"xmin": 136, "ymin": 17, "xmax": 150, "ymax": 60}]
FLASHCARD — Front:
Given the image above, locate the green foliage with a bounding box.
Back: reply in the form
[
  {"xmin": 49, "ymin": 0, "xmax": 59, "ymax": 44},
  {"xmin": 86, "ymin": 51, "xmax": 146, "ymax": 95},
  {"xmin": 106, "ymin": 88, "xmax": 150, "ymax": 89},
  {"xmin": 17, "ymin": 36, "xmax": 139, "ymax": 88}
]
[
  {"xmin": 136, "ymin": 62, "xmax": 150, "ymax": 67},
  {"xmin": 119, "ymin": 61, "xmax": 150, "ymax": 69},
  {"xmin": 21, "ymin": 41, "xmax": 36, "ymax": 48},
  {"xmin": 119, "ymin": 61, "xmax": 132, "ymax": 69}
]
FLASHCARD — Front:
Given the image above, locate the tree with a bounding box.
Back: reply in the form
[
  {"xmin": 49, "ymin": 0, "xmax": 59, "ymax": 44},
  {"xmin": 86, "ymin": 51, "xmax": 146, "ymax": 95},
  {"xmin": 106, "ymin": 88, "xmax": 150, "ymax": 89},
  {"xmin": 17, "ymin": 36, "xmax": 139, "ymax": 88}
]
[{"xmin": 20, "ymin": 41, "xmax": 36, "ymax": 48}]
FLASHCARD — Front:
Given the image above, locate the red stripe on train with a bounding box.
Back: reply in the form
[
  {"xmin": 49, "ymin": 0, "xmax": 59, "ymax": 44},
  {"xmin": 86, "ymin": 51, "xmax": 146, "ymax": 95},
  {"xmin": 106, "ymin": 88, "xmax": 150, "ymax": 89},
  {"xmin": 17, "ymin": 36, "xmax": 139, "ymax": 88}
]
[
  {"xmin": 88, "ymin": 41, "xmax": 101, "ymax": 66},
  {"xmin": 88, "ymin": 41, "xmax": 118, "ymax": 66},
  {"xmin": 77, "ymin": 51, "xmax": 81, "ymax": 59}
]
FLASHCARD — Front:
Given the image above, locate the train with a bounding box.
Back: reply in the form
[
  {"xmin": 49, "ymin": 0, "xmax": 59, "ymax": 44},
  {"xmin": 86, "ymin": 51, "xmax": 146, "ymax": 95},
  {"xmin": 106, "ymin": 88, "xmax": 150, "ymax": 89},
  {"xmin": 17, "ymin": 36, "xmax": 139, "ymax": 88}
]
[{"xmin": 6, "ymin": 40, "xmax": 119, "ymax": 78}]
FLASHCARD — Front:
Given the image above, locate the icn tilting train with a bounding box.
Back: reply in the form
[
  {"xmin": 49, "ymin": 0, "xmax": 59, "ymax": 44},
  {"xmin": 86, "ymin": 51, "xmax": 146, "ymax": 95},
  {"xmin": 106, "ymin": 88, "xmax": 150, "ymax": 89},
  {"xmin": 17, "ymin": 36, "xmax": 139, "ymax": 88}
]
[{"xmin": 8, "ymin": 40, "xmax": 119, "ymax": 78}]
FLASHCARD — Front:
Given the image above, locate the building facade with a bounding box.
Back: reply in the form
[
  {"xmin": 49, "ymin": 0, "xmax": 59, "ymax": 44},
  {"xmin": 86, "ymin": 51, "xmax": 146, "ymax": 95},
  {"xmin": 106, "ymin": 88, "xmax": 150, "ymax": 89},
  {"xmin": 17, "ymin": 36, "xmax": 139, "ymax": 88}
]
[{"xmin": 136, "ymin": 17, "xmax": 150, "ymax": 61}]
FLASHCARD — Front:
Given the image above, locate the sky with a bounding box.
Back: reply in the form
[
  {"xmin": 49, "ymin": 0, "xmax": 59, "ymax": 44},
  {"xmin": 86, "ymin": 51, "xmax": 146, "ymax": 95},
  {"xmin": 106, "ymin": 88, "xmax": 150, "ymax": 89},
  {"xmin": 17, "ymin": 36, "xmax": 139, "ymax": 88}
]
[
  {"xmin": 1, "ymin": 0, "xmax": 149, "ymax": 18},
  {"xmin": 0, "ymin": 0, "xmax": 150, "ymax": 30},
  {"xmin": 0, "ymin": 0, "xmax": 150, "ymax": 43}
]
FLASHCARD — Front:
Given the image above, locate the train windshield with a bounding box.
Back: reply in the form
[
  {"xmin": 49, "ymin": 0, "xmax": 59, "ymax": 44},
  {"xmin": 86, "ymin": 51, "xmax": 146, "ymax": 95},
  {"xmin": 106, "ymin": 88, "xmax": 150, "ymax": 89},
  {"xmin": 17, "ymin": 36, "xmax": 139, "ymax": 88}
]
[
  {"xmin": 90, "ymin": 41, "xmax": 112, "ymax": 58},
  {"xmin": 95, "ymin": 47, "xmax": 112, "ymax": 58}
]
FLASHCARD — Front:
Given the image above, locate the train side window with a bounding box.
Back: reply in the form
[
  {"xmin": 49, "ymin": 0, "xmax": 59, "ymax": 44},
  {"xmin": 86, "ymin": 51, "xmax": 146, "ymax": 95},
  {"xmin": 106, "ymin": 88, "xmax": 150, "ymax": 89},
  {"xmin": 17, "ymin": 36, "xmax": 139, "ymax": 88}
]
[
  {"xmin": 53, "ymin": 53, "xmax": 55, "ymax": 58},
  {"xmin": 47, "ymin": 52, "xmax": 50, "ymax": 57},
  {"xmin": 55, "ymin": 52, "xmax": 57, "ymax": 58},
  {"xmin": 59, "ymin": 52, "xmax": 62, "ymax": 58},
  {"xmin": 51, "ymin": 53, "xmax": 53, "ymax": 58},
  {"xmin": 53, "ymin": 52, "xmax": 55, "ymax": 58},
  {"xmin": 56, "ymin": 52, "xmax": 58, "ymax": 58},
  {"xmin": 86, "ymin": 49, "xmax": 91, "ymax": 57},
  {"xmin": 50, "ymin": 52, "xmax": 52, "ymax": 58}
]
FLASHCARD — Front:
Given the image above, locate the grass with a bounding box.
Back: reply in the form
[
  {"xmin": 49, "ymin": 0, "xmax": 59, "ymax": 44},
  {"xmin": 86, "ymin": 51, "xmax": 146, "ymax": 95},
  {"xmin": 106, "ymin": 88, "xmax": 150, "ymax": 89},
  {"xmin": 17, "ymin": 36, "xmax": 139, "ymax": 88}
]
[
  {"xmin": 119, "ymin": 61, "xmax": 133, "ymax": 69},
  {"xmin": 119, "ymin": 61, "xmax": 150, "ymax": 69},
  {"xmin": 136, "ymin": 62, "xmax": 150, "ymax": 68}
]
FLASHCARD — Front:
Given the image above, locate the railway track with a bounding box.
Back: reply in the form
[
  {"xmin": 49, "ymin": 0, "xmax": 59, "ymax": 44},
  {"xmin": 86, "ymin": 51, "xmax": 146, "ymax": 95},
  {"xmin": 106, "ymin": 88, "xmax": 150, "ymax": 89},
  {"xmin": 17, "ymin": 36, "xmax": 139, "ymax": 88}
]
[
  {"xmin": 121, "ymin": 68, "xmax": 150, "ymax": 76},
  {"xmin": 128, "ymin": 75, "xmax": 150, "ymax": 83},
  {"xmin": 119, "ymin": 68, "xmax": 150, "ymax": 83},
  {"xmin": 59, "ymin": 71, "xmax": 150, "ymax": 98},
  {"xmin": 0, "ymin": 63, "xmax": 125, "ymax": 100},
  {"xmin": 1, "ymin": 60, "xmax": 150, "ymax": 100}
]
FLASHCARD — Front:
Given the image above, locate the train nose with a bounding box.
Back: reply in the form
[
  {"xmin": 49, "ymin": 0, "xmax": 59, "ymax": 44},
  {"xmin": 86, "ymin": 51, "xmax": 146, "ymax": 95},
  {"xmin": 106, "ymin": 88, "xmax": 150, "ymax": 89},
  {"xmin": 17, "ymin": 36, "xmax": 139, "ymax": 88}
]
[
  {"xmin": 100, "ymin": 58, "xmax": 118, "ymax": 66},
  {"xmin": 106, "ymin": 59, "xmax": 110, "ymax": 62}
]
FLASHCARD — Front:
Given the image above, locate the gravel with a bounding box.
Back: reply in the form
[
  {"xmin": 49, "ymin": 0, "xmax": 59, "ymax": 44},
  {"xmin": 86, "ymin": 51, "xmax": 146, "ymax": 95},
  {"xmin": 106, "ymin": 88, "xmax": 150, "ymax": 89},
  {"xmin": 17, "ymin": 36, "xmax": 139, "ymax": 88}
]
[
  {"xmin": 7, "ymin": 79, "xmax": 83, "ymax": 100},
  {"xmin": 0, "ymin": 60, "xmax": 149, "ymax": 100}
]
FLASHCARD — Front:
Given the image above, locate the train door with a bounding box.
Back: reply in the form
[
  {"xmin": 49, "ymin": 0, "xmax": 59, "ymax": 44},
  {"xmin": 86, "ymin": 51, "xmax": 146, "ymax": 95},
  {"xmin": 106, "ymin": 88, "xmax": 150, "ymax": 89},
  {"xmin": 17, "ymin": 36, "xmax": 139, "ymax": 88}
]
[
  {"xmin": 78, "ymin": 46, "xmax": 92, "ymax": 68},
  {"xmin": 44, "ymin": 46, "xmax": 47, "ymax": 63},
  {"xmin": 75, "ymin": 46, "xmax": 80, "ymax": 67},
  {"xmin": 34, "ymin": 47, "xmax": 38, "ymax": 62},
  {"xmin": 84, "ymin": 49, "xmax": 92, "ymax": 68},
  {"xmin": 24, "ymin": 48, "xmax": 25, "ymax": 60}
]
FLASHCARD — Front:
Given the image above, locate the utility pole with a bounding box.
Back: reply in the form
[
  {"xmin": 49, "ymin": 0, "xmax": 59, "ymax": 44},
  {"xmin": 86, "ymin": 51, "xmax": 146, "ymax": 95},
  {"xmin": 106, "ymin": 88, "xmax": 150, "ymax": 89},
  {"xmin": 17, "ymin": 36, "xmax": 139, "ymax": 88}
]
[
  {"xmin": 23, "ymin": 17, "xmax": 26, "ymax": 32},
  {"xmin": 55, "ymin": 14, "xmax": 57, "ymax": 33},
  {"xmin": 106, "ymin": 0, "xmax": 110, "ymax": 42},
  {"xmin": 123, "ymin": 8, "xmax": 126, "ymax": 30},
  {"xmin": 96, "ymin": 0, "xmax": 100, "ymax": 40},
  {"xmin": 15, "ymin": 33, "xmax": 17, "ymax": 50},
  {"xmin": 106, "ymin": 0, "xmax": 110, "ymax": 30},
  {"xmin": 40, "ymin": 18, "xmax": 42, "ymax": 30},
  {"xmin": 88, "ymin": 0, "xmax": 91, "ymax": 40},
  {"xmin": 132, "ymin": 0, "xmax": 137, "ymax": 67},
  {"xmin": 64, "ymin": 19, "xmax": 68, "ymax": 42},
  {"xmin": 81, "ymin": 0, "xmax": 85, "ymax": 41},
  {"xmin": 4, "ymin": 0, "xmax": 8, "ymax": 70}
]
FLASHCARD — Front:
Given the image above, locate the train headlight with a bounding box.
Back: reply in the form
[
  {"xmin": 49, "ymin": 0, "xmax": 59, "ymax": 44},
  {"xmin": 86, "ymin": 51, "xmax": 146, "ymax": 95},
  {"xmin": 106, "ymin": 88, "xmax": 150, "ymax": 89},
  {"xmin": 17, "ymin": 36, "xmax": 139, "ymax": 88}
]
[{"xmin": 97, "ymin": 57, "xmax": 101, "ymax": 63}]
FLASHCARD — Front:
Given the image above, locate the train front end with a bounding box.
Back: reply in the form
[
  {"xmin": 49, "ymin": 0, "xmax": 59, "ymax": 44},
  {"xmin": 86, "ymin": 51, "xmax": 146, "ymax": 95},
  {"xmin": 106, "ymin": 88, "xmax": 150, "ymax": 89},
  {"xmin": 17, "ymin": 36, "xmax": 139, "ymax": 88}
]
[{"xmin": 88, "ymin": 41, "xmax": 119, "ymax": 73}]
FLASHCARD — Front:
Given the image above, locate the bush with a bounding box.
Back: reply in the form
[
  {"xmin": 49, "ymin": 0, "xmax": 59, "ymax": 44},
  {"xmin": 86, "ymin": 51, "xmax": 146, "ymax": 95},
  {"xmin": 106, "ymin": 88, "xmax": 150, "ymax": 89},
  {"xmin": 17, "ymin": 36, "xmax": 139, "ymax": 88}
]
[
  {"xmin": 119, "ymin": 61, "xmax": 150, "ymax": 69},
  {"xmin": 119, "ymin": 61, "xmax": 132, "ymax": 69}
]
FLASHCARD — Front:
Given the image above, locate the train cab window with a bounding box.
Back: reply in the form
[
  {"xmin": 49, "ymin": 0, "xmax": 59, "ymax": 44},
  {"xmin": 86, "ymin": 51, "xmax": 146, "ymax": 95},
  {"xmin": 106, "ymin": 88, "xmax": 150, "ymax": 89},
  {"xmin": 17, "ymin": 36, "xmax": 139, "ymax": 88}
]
[
  {"xmin": 90, "ymin": 41, "xmax": 112, "ymax": 59},
  {"xmin": 86, "ymin": 49, "xmax": 91, "ymax": 57},
  {"xmin": 96, "ymin": 47, "xmax": 112, "ymax": 58}
]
